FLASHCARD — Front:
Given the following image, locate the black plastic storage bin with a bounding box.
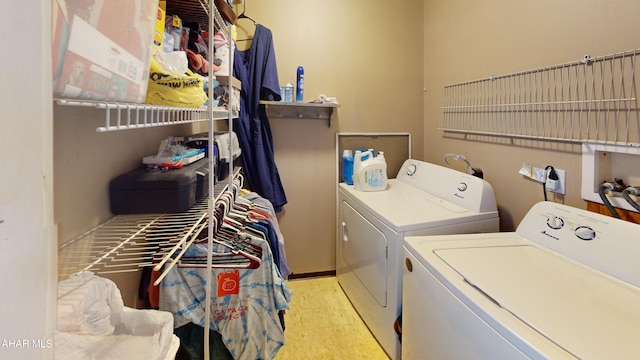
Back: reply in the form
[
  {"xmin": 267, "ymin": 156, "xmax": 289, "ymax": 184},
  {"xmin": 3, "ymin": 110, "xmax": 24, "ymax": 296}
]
[{"xmin": 109, "ymin": 159, "xmax": 210, "ymax": 215}]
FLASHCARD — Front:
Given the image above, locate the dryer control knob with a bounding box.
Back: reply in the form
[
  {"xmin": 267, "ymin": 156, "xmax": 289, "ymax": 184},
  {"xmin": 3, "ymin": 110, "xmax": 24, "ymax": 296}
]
[
  {"xmin": 407, "ymin": 163, "xmax": 417, "ymax": 176},
  {"xmin": 575, "ymin": 226, "xmax": 596, "ymax": 241},
  {"xmin": 458, "ymin": 182, "xmax": 468, "ymax": 192},
  {"xmin": 546, "ymin": 216, "xmax": 564, "ymax": 229}
]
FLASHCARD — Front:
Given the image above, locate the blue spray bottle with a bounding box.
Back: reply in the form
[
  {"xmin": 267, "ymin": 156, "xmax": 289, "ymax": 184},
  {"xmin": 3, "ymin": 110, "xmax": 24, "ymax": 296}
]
[{"xmin": 296, "ymin": 66, "xmax": 304, "ymax": 102}]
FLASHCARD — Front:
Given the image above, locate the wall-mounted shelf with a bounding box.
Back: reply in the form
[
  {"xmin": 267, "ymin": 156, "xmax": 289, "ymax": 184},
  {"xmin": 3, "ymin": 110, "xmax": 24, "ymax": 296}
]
[
  {"xmin": 58, "ymin": 167, "xmax": 242, "ymax": 282},
  {"xmin": 260, "ymin": 101, "xmax": 339, "ymax": 127},
  {"xmin": 55, "ymin": 99, "xmax": 237, "ymax": 132},
  {"xmin": 441, "ymin": 48, "xmax": 640, "ymax": 145}
]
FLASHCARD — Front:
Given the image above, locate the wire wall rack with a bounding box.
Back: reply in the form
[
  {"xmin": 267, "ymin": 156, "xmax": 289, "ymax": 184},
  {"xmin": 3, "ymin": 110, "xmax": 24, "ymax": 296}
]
[
  {"xmin": 57, "ymin": 168, "xmax": 241, "ymax": 282},
  {"xmin": 441, "ymin": 49, "xmax": 640, "ymax": 146},
  {"xmin": 55, "ymin": 99, "xmax": 236, "ymax": 132}
]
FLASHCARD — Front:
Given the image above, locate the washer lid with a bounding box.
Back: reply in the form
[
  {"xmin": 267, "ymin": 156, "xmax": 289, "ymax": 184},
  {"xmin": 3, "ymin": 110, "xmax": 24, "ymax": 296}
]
[{"xmin": 436, "ymin": 245, "xmax": 640, "ymax": 359}]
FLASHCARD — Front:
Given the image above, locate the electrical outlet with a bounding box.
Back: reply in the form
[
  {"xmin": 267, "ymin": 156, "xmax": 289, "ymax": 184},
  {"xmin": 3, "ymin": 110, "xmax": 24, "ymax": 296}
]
[{"xmin": 545, "ymin": 168, "xmax": 566, "ymax": 195}]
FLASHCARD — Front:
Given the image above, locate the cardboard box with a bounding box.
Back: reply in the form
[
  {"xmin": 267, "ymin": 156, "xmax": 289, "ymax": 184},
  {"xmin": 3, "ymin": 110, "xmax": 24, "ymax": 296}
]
[
  {"xmin": 52, "ymin": 0, "xmax": 159, "ymax": 103},
  {"xmin": 215, "ymin": 76, "xmax": 241, "ymax": 111},
  {"xmin": 153, "ymin": 7, "xmax": 166, "ymax": 55}
]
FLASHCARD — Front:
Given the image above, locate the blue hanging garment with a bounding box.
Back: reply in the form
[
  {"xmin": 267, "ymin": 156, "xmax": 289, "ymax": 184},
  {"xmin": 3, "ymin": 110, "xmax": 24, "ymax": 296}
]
[{"xmin": 233, "ymin": 24, "xmax": 287, "ymax": 211}]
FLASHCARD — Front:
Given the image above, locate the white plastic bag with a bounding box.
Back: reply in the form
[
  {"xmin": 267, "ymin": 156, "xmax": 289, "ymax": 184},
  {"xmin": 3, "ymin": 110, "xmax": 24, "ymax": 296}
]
[
  {"xmin": 156, "ymin": 136, "xmax": 184, "ymax": 158},
  {"xmin": 55, "ymin": 272, "xmax": 179, "ymax": 360},
  {"xmin": 154, "ymin": 51, "xmax": 189, "ymax": 77}
]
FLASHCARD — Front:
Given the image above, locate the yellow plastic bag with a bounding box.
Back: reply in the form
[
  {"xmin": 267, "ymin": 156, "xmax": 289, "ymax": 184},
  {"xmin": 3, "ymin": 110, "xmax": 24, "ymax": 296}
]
[{"xmin": 145, "ymin": 56, "xmax": 207, "ymax": 108}]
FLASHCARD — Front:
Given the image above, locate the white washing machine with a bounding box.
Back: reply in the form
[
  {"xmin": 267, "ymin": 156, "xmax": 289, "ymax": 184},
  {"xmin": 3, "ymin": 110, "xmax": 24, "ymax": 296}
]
[
  {"xmin": 402, "ymin": 201, "xmax": 640, "ymax": 359},
  {"xmin": 337, "ymin": 159, "xmax": 499, "ymax": 359}
]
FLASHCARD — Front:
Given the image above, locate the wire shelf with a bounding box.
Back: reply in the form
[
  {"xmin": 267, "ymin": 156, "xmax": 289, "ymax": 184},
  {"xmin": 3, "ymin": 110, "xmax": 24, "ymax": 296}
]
[
  {"xmin": 55, "ymin": 99, "xmax": 237, "ymax": 132},
  {"xmin": 441, "ymin": 49, "xmax": 640, "ymax": 146},
  {"xmin": 55, "ymin": 2, "xmax": 238, "ymax": 357},
  {"xmin": 57, "ymin": 168, "xmax": 240, "ymax": 282}
]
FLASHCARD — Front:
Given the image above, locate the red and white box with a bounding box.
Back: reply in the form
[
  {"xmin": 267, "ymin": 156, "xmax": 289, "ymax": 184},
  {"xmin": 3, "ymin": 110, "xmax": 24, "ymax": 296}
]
[{"xmin": 52, "ymin": 0, "xmax": 159, "ymax": 103}]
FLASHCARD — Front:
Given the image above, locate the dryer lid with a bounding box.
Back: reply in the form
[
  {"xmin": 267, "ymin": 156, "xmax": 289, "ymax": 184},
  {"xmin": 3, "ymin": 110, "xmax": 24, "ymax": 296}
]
[
  {"xmin": 436, "ymin": 245, "xmax": 640, "ymax": 359},
  {"xmin": 340, "ymin": 180, "xmax": 498, "ymax": 232}
]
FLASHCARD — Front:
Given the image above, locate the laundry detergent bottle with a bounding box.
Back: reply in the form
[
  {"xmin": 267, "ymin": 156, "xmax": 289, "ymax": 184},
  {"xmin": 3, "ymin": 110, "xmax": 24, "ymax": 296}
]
[
  {"xmin": 353, "ymin": 150, "xmax": 388, "ymax": 191},
  {"xmin": 342, "ymin": 149, "xmax": 354, "ymax": 185}
]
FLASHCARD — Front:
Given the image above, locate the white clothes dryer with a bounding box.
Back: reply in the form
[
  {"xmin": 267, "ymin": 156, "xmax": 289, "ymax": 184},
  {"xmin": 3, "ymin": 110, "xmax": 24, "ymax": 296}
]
[
  {"xmin": 402, "ymin": 201, "xmax": 640, "ymax": 359},
  {"xmin": 337, "ymin": 159, "xmax": 499, "ymax": 359}
]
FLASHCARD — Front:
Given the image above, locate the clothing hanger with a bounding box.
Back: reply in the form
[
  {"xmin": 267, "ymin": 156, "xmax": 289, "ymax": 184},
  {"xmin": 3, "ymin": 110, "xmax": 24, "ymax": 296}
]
[
  {"xmin": 178, "ymin": 236, "xmax": 261, "ymax": 269},
  {"xmin": 237, "ymin": 173, "xmax": 245, "ymax": 188},
  {"xmin": 153, "ymin": 174, "xmax": 269, "ymax": 279},
  {"xmin": 182, "ymin": 205, "xmax": 262, "ymax": 269},
  {"xmin": 235, "ymin": 1, "xmax": 256, "ymax": 42},
  {"xmin": 151, "ymin": 214, "xmax": 210, "ymax": 285},
  {"xmin": 197, "ymin": 193, "xmax": 264, "ymax": 259},
  {"xmin": 179, "ymin": 253, "xmax": 260, "ymax": 269},
  {"xmin": 212, "ymin": 226, "xmax": 263, "ymax": 263},
  {"xmin": 237, "ymin": 0, "xmax": 256, "ymax": 24},
  {"xmin": 152, "ymin": 192, "xmax": 244, "ymax": 279}
]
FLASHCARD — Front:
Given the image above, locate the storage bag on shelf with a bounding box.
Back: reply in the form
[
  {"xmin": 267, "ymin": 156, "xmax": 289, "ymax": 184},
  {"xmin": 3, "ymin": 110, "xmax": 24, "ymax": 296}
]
[{"xmin": 145, "ymin": 55, "xmax": 208, "ymax": 108}]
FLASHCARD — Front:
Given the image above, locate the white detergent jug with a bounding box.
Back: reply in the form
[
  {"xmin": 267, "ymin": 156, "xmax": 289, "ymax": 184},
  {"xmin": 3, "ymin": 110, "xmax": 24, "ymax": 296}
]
[{"xmin": 353, "ymin": 150, "xmax": 388, "ymax": 191}]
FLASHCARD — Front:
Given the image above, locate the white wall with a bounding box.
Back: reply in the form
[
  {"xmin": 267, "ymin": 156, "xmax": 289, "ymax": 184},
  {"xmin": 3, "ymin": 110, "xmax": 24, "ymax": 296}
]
[{"xmin": 0, "ymin": 1, "xmax": 56, "ymax": 359}]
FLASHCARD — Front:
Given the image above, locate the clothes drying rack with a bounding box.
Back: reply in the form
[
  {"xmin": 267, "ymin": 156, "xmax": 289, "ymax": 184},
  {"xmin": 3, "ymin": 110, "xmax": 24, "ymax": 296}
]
[{"xmin": 441, "ymin": 48, "xmax": 640, "ymax": 146}]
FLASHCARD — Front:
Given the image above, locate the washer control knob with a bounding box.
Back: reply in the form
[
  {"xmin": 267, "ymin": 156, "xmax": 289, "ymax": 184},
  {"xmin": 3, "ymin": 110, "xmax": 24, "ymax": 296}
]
[
  {"xmin": 458, "ymin": 182, "xmax": 468, "ymax": 192},
  {"xmin": 546, "ymin": 216, "xmax": 564, "ymax": 229},
  {"xmin": 407, "ymin": 163, "xmax": 417, "ymax": 176},
  {"xmin": 575, "ymin": 226, "xmax": 596, "ymax": 241}
]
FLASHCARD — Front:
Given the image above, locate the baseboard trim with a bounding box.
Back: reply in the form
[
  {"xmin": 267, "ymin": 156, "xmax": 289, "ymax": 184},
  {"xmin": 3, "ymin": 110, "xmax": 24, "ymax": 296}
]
[{"xmin": 288, "ymin": 270, "xmax": 336, "ymax": 280}]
